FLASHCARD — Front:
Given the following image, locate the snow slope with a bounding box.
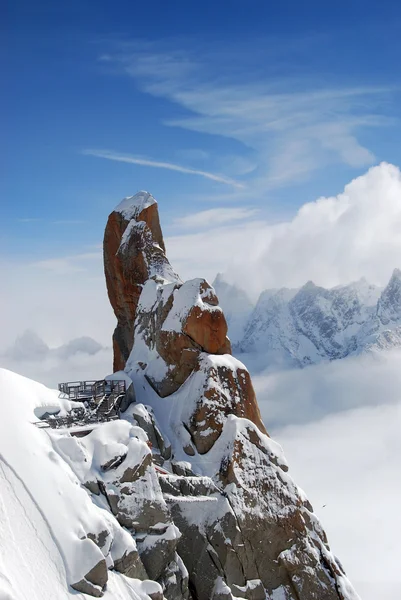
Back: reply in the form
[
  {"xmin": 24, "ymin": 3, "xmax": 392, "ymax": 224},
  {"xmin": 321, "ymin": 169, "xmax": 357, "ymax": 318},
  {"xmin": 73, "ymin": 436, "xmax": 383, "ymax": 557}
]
[{"xmin": 0, "ymin": 368, "xmax": 160, "ymax": 600}]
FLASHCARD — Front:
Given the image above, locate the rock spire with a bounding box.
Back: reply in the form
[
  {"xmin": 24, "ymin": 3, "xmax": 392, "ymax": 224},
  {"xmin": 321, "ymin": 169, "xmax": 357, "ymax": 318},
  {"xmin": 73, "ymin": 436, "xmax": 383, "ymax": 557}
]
[{"xmin": 102, "ymin": 191, "xmax": 359, "ymax": 600}]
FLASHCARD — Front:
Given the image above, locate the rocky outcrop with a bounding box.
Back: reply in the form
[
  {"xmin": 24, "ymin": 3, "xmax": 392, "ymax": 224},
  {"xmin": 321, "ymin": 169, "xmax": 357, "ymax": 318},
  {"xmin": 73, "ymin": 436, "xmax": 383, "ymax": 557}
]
[
  {"xmin": 101, "ymin": 191, "xmax": 359, "ymax": 600},
  {"xmin": 71, "ymin": 559, "xmax": 108, "ymax": 598}
]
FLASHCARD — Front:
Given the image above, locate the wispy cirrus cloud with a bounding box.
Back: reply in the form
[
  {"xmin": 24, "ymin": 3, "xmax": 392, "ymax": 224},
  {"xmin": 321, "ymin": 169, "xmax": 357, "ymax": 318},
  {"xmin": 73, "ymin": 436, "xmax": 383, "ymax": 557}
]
[
  {"xmin": 17, "ymin": 218, "xmax": 86, "ymax": 225},
  {"xmin": 52, "ymin": 220, "xmax": 86, "ymax": 226},
  {"xmin": 32, "ymin": 251, "xmax": 101, "ymax": 274},
  {"xmin": 173, "ymin": 206, "xmax": 259, "ymax": 229},
  {"xmin": 82, "ymin": 148, "xmax": 245, "ymax": 189},
  {"xmin": 17, "ymin": 218, "xmax": 43, "ymax": 223},
  {"xmin": 100, "ymin": 42, "xmax": 395, "ymax": 191}
]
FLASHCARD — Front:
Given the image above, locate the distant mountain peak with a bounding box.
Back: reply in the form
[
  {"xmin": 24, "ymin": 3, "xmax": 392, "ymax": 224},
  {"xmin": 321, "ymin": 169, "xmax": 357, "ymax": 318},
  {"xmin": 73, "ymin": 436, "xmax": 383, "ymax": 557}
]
[
  {"xmin": 213, "ymin": 272, "xmax": 225, "ymax": 285},
  {"xmin": 377, "ymin": 268, "xmax": 401, "ymax": 326},
  {"xmin": 216, "ymin": 270, "xmax": 401, "ymax": 366}
]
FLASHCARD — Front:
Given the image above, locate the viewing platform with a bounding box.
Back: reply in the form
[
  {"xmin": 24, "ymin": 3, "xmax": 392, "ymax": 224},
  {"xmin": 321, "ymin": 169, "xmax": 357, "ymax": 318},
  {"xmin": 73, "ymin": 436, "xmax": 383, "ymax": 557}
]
[
  {"xmin": 58, "ymin": 379, "xmax": 126, "ymax": 403},
  {"xmin": 35, "ymin": 379, "xmax": 127, "ymax": 436}
]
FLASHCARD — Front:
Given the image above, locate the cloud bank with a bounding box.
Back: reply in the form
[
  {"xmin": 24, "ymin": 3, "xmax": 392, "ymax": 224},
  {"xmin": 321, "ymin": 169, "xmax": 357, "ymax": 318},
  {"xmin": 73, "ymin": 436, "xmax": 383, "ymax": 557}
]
[
  {"xmin": 276, "ymin": 401, "xmax": 401, "ymax": 600},
  {"xmin": 4, "ymin": 330, "xmax": 104, "ymax": 362},
  {"xmin": 252, "ymin": 348, "xmax": 401, "ymax": 429},
  {"xmin": 166, "ymin": 162, "xmax": 401, "ymax": 298},
  {"xmin": 253, "ymin": 349, "xmax": 401, "ymax": 600},
  {"xmin": 1, "ymin": 330, "xmax": 111, "ymax": 388},
  {"xmin": 0, "ymin": 256, "xmax": 115, "ymax": 352}
]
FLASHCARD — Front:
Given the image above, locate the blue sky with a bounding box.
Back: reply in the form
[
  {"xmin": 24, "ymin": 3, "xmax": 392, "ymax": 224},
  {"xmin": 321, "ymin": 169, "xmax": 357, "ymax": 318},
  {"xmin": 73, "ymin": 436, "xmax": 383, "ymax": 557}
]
[{"xmin": 2, "ymin": 0, "xmax": 401, "ymax": 261}]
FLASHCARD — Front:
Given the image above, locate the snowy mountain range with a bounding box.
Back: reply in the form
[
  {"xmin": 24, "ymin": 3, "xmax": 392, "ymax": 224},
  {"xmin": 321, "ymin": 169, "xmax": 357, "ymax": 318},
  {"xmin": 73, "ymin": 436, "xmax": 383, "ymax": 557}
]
[{"xmin": 213, "ymin": 268, "xmax": 401, "ymax": 368}]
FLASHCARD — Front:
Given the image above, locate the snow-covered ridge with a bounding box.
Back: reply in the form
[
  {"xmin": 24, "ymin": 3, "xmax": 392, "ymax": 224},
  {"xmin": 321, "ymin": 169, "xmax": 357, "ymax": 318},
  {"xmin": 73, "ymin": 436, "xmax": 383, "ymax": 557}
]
[{"xmin": 213, "ymin": 268, "xmax": 401, "ymax": 368}]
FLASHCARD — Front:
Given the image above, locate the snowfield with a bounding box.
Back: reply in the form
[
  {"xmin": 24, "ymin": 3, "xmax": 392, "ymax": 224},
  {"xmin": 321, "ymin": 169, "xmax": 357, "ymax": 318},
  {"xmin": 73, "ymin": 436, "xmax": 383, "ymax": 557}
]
[{"xmin": 0, "ymin": 368, "xmax": 161, "ymax": 600}]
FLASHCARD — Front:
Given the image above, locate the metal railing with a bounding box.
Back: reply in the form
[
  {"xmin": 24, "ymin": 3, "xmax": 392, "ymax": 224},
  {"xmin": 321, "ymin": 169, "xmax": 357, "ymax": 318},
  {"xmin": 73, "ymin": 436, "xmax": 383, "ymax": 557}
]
[
  {"xmin": 34, "ymin": 379, "xmax": 128, "ymax": 431},
  {"xmin": 58, "ymin": 379, "xmax": 126, "ymax": 403}
]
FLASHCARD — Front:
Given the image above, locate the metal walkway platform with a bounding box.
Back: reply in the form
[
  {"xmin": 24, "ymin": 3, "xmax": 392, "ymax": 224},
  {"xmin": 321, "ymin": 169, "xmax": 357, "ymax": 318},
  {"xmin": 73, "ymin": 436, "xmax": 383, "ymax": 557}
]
[{"xmin": 35, "ymin": 379, "xmax": 127, "ymax": 434}]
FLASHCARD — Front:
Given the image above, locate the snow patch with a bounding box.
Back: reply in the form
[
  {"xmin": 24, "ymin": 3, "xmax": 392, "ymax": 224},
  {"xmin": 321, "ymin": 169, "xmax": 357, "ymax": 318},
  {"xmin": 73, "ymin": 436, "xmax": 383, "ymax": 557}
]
[{"xmin": 114, "ymin": 191, "xmax": 156, "ymax": 221}]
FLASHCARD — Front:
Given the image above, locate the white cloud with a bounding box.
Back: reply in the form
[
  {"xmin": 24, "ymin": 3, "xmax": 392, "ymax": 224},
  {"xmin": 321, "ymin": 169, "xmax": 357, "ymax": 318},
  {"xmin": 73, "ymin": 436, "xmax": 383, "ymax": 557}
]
[
  {"xmin": 82, "ymin": 149, "xmax": 245, "ymax": 189},
  {"xmin": 104, "ymin": 43, "xmax": 394, "ymax": 190},
  {"xmin": 0, "ymin": 256, "xmax": 115, "ymax": 351},
  {"xmin": 166, "ymin": 163, "xmax": 401, "ymax": 298},
  {"xmin": 173, "ymin": 207, "xmax": 259, "ymax": 229},
  {"xmin": 275, "ymin": 401, "xmax": 401, "ymax": 600},
  {"xmin": 1, "ymin": 328, "xmax": 111, "ymax": 391},
  {"xmin": 32, "ymin": 251, "xmax": 101, "ymax": 274},
  {"xmin": 4, "ymin": 330, "xmax": 105, "ymax": 362},
  {"xmin": 252, "ymin": 348, "xmax": 401, "ymax": 429},
  {"xmin": 253, "ymin": 349, "xmax": 401, "ymax": 600},
  {"xmin": 0, "ymin": 348, "xmax": 113, "ymax": 392}
]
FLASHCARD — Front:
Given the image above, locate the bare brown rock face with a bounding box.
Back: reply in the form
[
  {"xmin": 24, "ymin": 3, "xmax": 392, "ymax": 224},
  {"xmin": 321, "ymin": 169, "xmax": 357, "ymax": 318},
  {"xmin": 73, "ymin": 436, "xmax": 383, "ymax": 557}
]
[
  {"xmin": 103, "ymin": 192, "xmax": 359, "ymax": 600},
  {"xmin": 104, "ymin": 191, "xmax": 180, "ymax": 371}
]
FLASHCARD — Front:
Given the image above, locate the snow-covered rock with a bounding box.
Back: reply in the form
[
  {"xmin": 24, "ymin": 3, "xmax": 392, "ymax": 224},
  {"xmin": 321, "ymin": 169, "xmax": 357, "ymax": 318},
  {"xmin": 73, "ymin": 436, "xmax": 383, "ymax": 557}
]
[{"xmin": 125, "ymin": 276, "xmax": 231, "ymax": 397}]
